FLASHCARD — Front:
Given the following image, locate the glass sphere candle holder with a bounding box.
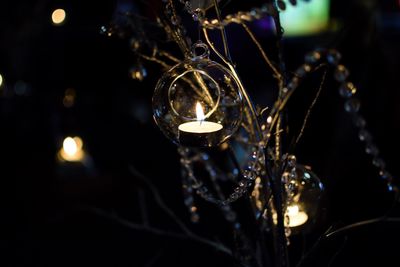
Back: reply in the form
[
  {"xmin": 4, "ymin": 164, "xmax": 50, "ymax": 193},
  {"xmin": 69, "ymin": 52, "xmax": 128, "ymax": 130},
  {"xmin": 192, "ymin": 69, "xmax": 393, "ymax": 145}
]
[
  {"xmin": 285, "ymin": 165, "xmax": 325, "ymax": 232},
  {"xmin": 152, "ymin": 42, "xmax": 243, "ymax": 147}
]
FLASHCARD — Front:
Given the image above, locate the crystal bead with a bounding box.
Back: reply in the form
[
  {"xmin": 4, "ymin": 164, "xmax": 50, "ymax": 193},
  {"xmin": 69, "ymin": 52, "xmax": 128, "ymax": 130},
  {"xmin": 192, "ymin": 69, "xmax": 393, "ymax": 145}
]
[
  {"xmin": 184, "ymin": 196, "xmax": 194, "ymax": 205},
  {"xmin": 288, "ymin": 180, "xmax": 299, "ymax": 194},
  {"xmin": 282, "ymin": 172, "xmax": 290, "ymax": 183},
  {"xmin": 221, "ymin": 205, "xmax": 230, "ymax": 211},
  {"xmin": 130, "ymin": 38, "xmax": 140, "ymax": 51},
  {"xmin": 390, "ymin": 185, "xmax": 399, "ymax": 193},
  {"xmin": 251, "ymin": 151, "xmax": 258, "ymax": 160},
  {"xmin": 305, "ymin": 51, "xmax": 321, "ymax": 64},
  {"xmin": 234, "ymin": 223, "xmax": 241, "ymax": 229},
  {"xmin": 339, "ymin": 82, "xmax": 357, "ymax": 98},
  {"xmin": 344, "ymin": 98, "xmax": 360, "ymax": 113},
  {"xmin": 372, "ymin": 157, "xmax": 386, "ymax": 168},
  {"xmin": 287, "ymin": 155, "xmax": 297, "ymax": 168},
  {"xmin": 290, "ymin": 169, "xmax": 297, "ymax": 179},
  {"xmin": 387, "ymin": 183, "xmax": 395, "ymax": 192},
  {"xmin": 379, "ymin": 170, "xmax": 393, "ymax": 182},
  {"xmin": 243, "ymin": 170, "xmax": 256, "ymax": 180},
  {"xmin": 197, "ymin": 186, "xmax": 208, "ymax": 194},
  {"xmin": 287, "ymin": 80, "xmax": 298, "ymax": 91},
  {"xmin": 261, "ymin": 4, "xmax": 269, "ymax": 13},
  {"xmin": 365, "ymin": 143, "xmax": 379, "ymax": 156},
  {"xmin": 226, "ymin": 211, "xmax": 237, "ymax": 222},
  {"xmin": 231, "ymin": 192, "xmax": 239, "ymax": 200},
  {"xmin": 251, "ymin": 8, "xmax": 261, "ymax": 19},
  {"xmin": 170, "ymin": 16, "xmax": 181, "ymax": 25},
  {"xmin": 201, "ymin": 153, "xmax": 209, "ymax": 160},
  {"xmin": 99, "ymin": 26, "xmax": 108, "ymax": 35},
  {"xmin": 284, "ymin": 226, "xmax": 291, "ymax": 237},
  {"xmin": 184, "ymin": 2, "xmax": 191, "ymax": 10},
  {"xmin": 295, "ymin": 64, "xmax": 311, "ymax": 78},
  {"xmin": 358, "ymin": 129, "xmax": 372, "ymax": 142},
  {"xmin": 130, "ymin": 65, "xmax": 147, "ymax": 81},
  {"xmin": 205, "ymin": 195, "xmax": 215, "ymax": 202},
  {"xmin": 192, "ymin": 181, "xmax": 203, "ymax": 189},
  {"xmin": 191, "ymin": 214, "xmax": 200, "ymax": 223},
  {"xmin": 239, "ymin": 180, "xmax": 248, "ymax": 187},
  {"xmin": 334, "ymin": 65, "xmax": 350, "ymax": 82},
  {"xmin": 353, "ymin": 115, "xmax": 366, "ymax": 128},
  {"xmin": 326, "ymin": 49, "xmax": 342, "ymax": 65}
]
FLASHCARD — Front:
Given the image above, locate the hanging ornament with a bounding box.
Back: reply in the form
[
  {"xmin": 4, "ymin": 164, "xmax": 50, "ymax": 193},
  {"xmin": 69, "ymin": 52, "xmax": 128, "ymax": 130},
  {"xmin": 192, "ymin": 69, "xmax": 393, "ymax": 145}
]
[
  {"xmin": 283, "ymin": 164, "xmax": 325, "ymax": 232},
  {"xmin": 272, "ymin": 160, "xmax": 324, "ymax": 237},
  {"xmin": 152, "ymin": 42, "xmax": 243, "ymax": 147}
]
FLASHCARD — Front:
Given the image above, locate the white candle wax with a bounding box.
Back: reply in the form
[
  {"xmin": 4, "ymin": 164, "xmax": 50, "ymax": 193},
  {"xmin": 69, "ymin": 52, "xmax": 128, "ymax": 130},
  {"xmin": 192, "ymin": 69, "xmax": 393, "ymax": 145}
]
[
  {"xmin": 273, "ymin": 205, "xmax": 309, "ymax": 228},
  {"xmin": 178, "ymin": 121, "xmax": 223, "ymax": 133},
  {"xmin": 287, "ymin": 211, "xmax": 308, "ymax": 227}
]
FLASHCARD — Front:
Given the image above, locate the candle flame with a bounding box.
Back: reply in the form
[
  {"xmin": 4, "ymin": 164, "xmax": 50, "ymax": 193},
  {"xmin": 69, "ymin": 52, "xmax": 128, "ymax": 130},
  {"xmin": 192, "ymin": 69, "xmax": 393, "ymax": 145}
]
[
  {"xmin": 287, "ymin": 205, "xmax": 299, "ymax": 216},
  {"xmin": 196, "ymin": 102, "xmax": 205, "ymax": 122},
  {"xmin": 58, "ymin": 136, "xmax": 84, "ymax": 162}
]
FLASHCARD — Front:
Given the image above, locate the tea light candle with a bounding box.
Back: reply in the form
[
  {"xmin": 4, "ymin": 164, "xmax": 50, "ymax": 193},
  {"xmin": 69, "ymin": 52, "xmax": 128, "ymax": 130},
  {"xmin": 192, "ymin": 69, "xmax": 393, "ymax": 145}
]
[
  {"xmin": 178, "ymin": 102, "xmax": 223, "ymax": 147},
  {"xmin": 286, "ymin": 205, "xmax": 308, "ymax": 228}
]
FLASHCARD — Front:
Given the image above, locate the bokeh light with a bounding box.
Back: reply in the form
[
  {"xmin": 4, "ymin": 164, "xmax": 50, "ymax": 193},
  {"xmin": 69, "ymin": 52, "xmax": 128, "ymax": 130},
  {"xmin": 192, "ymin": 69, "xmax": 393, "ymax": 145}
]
[
  {"xmin": 58, "ymin": 136, "xmax": 85, "ymax": 162},
  {"xmin": 52, "ymin": 9, "xmax": 66, "ymax": 25},
  {"xmin": 280, "ymin": 0, "xmax": 330, "ymax": 36}
]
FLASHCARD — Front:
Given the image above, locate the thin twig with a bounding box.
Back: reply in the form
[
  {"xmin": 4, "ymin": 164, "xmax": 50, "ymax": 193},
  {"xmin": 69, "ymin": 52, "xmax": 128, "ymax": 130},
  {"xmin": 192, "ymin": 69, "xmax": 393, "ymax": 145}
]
[
  {"xmin": 128, "ymin": 165, "xmax": 233, "ymax": 255},
  {"xmin": 158, "ymin": 50, "xmax": 181, "ymax": 63},
  {"xmin": 325, "ymin": 217, "xmax": 400, "ymax": 239},
  {"xmin": 139, "ymin": 54, "xmax": 171, "ymax": 69},
  {"xmin": 266, "ymin": 64, "xmax": 328, "ymax": 148},
  {"xmin": 241, "ymin": 23, "xmax": 281, "ymax": 81},
  {"xmin": 294, "ymin": 70, "xmax": 327, "ymax": 146},
  {"xmin": 295, "ymin": 225, "xmax": 335, "ymax": 267},
  {"xmin": 129, "ymin": 165, "xmax": 194, "ymax": 236},
  {"xmin": 137, "ymin": 188, "xmax": 149, "ymax": 226},
  {"xmin": 89, "ymin": 206, "xmax": 233, "ymax": 255},
  {"xmin": 327, "ymin": 236, "xmax": 348, "ymax": 267},
  {"xmin": 212, "ymin": 0, "xmax": 232, "ymax": 61},
  {"xmin": 297, "ymin": 217, "xmax": 400, "ymax": 266},
  {"xmin": 203, "ymin": 28, "xmax": 263, "ymax": 141},
  {"xmin": 143, "ymin": 248, "xmax": 164, "ymax": 267}
]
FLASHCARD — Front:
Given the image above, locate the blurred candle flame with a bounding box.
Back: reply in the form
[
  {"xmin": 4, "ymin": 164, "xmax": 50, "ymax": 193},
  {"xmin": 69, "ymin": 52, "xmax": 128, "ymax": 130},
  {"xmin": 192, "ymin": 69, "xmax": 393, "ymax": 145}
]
[
  {"xmin": 52, "ymin": 9, "xmax": 66, "ymax": 25},
  {"xmin": 58, "ymin": 136, "xmax": 85, "ymax": 162},
  {"xmin": 196, "ymin": 102, "xmax": 205, "ymax": 122}
]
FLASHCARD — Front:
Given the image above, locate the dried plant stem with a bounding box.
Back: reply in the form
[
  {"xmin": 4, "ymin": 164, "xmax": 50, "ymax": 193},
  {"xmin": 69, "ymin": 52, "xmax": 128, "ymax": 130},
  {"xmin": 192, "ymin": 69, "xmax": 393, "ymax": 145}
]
[
  {"xmin": 295, "ymin": 70, "xmax": 327, "ymax": 146},
  {"xmin": 241, "ymin": 23, "xmax": 281, "ymax": 81}
]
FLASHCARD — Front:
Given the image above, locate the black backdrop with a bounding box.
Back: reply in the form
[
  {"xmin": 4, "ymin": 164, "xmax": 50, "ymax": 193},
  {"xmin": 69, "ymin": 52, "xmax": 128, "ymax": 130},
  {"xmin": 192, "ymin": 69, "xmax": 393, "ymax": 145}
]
[{"xmin": 1, "ymin": 0, "xmax": 400, "ymax": 266}]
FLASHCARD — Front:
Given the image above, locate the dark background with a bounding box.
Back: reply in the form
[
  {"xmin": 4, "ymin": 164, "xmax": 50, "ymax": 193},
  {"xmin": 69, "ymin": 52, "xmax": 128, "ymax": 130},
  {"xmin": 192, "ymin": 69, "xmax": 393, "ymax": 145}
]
[{"xmin": 1, "ymin": 0, "xmax": 400, "ymax": 266}]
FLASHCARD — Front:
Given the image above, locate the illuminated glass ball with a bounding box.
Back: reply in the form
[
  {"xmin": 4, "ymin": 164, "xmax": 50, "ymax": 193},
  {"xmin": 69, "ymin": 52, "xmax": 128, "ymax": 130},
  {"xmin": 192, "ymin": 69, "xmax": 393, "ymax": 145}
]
[
  {"xmin": 286, "ymin": 165, "xmax": 325, "ymax": 231},
  {"xmin": 152, "ymin": 48, "xmax": 243, "ymax": 147}
]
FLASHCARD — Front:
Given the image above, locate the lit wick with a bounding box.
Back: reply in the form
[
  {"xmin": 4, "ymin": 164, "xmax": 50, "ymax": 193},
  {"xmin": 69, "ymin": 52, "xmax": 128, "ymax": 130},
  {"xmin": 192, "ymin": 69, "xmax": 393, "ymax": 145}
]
[{"xmin": 197, "ymin": 102, "xmax": 204, "ymax": 126}]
